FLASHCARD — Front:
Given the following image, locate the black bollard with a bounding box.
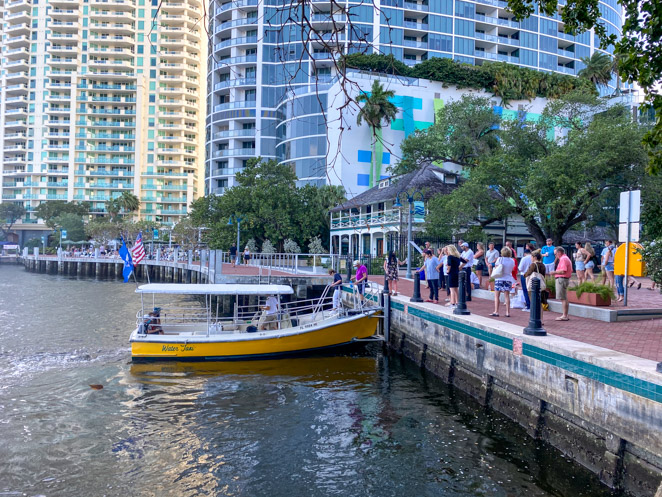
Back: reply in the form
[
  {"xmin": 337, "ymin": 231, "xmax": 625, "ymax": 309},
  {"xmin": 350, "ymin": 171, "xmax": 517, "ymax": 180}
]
[
  {"xmin": 346, "ymin": 256, "xmax": 352, "ymax": 283},
  {"xmin": 383, "ymin": 272, "xmax": 390, "ymax": 294},
  {"xmin": 524, "ymin": 278, "xmax": 547, "ymax": 336},
  {"xmin": 454, "ymin": 270, "xmax": 471, "ymax": 315},
  {"xmin": 411, "ymin": 272, "xmax": 423, "ymax": 302},
  {"xmin": 465, "ymin": 268, "xmax": 472, "ymax": 302}
]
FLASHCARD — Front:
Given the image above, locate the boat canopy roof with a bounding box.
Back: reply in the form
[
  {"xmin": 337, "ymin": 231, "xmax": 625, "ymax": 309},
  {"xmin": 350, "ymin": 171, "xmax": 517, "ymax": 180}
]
[{"xmin": 136, "ymin": 284, "xmax": 295, "ymax": 296}]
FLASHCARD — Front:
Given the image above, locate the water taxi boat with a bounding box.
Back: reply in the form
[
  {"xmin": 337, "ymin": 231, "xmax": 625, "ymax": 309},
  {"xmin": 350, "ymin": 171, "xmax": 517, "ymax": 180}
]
[{"xmin": 129, "ymin": 283, "xmax": 381, "ymax": 361}]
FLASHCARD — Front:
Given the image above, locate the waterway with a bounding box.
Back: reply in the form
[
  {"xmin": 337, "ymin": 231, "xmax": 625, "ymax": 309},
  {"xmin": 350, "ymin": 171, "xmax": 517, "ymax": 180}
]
[{"xmin": 0, "ymin": 264, "xmax": 617, "ymax": 497}]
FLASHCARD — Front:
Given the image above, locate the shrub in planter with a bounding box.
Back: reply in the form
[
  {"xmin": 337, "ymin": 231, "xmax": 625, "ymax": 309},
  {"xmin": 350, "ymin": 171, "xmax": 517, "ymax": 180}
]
[{"xmin": 567, "ymin": 282, "xmax": 615, "ymax": 306}]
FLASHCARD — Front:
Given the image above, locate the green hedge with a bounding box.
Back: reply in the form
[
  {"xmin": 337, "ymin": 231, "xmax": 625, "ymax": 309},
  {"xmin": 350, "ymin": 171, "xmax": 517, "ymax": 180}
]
[{"xmin": 342, "ymin": 54, "xmax": 597, "ymax": 103}]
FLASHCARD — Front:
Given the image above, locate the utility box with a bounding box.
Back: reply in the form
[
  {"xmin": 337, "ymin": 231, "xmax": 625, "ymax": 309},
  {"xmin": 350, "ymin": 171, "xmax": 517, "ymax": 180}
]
[{"xmin": 614, "ymin": 242, "xmax": 645, "ymax": 277}]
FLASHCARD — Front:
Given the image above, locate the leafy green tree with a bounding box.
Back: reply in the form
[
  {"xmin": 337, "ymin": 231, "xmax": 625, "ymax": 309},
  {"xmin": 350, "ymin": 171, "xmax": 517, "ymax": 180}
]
[
  {"xmin": 505, "ymin": 0, "xmax": 662, "ymax": 175},
  {"xmin": 53, "ymin": 213, "xmax": 86, "ymax": 242},
  {"xmin": 189, "ymin": 158, "xmax": 346, "ymax": 251},
  {"xmin": 172, "ymin": 218, "xmax": 199, "ymax": 250},
  {"xmin": 34, "ymin": 201, "xmax": 87, "ymax": 229},
  {"xmin": 85, "ymin": 218, "xmax": 127, "ymax": 245},
  {"xmin": 356, "ymin": 79, "xmax": 398, "ymax": 187},
  {"xmin": 0, "ymin": 203, "xmax": 26, "ymax": 237},
  {"xmin": 424, "ymin": 92, "xmax": 648, "ymax": 245},
  {"xmin": 394, "ymin": 94, "xmax": 500, "ymax": 175}
]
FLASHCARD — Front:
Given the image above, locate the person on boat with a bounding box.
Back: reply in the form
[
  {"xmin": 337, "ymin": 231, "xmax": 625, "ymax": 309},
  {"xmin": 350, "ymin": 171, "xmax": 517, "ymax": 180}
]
[
  {"xmin": 144, "ymin": 308, "xmax": 163, "ymax": 335},
  {"xmin": 351, "ymin": 260, "xmax": 368, "ymax": 304},
  {"xmin": 259, "ymin": 294, "xmax": 279, "ymax": 330},
  {"xmin": 329, "ymin": 268, "xmax": 343, "ymax": 311}
]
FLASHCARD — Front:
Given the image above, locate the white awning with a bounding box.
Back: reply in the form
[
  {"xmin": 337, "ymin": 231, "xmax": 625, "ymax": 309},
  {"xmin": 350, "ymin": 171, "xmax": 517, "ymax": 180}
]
[{"xmin": 136, "ymin": 283, "xmax": 294, "ymax": 296}]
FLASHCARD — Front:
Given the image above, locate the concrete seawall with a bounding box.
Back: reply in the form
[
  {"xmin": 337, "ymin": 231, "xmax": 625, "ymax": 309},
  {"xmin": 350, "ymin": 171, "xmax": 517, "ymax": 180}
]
[{"xmin": 376, "ymin": 293, "xmax": 662, "ymax": 496}]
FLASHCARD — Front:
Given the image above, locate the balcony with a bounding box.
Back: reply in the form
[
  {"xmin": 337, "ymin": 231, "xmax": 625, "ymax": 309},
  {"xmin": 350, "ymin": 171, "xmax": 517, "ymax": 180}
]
[
  {"xmin": 403, "ymin": 1, "xmax": 429, "ymax": 11},
  {"xmin": 212, "ymin": 148, "xmax": 255, "ymax": 157},
  {"xmin": 213, "ymin": 78, "xmax": 256, "ymax": 90}
]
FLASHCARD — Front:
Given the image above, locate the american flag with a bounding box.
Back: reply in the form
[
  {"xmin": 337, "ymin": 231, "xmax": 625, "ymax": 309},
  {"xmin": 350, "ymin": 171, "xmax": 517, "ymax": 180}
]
[{"xmin": 131, "ymin": 232, "xmax": 146, "ymax": 265}]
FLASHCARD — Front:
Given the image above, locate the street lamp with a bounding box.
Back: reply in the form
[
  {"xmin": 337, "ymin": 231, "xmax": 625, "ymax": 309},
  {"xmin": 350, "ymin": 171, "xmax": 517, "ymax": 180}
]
[
  {"xmin": 227, "ymin": 214, "xmax": 243, "ymax": 264},
  {"xmin": 394, "ymin": 189, "xmax": 424, "ymax": 279}
]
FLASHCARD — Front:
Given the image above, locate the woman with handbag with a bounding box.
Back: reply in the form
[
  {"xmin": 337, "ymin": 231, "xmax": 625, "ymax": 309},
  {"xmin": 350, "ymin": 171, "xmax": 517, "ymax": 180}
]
[
  {"xmin": 490, "ymin": 247, "xmax": 516, "ymax": 317},
  {"xmin": 524, "ymin": 251, "xmax": 547, "ymax": 322}
]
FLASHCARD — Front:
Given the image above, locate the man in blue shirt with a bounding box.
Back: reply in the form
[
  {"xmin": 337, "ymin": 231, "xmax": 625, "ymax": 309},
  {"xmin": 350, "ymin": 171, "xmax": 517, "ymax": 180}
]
[{"xmin": 541, "ymin": 238, "xmax": 555, "ymax": 273}]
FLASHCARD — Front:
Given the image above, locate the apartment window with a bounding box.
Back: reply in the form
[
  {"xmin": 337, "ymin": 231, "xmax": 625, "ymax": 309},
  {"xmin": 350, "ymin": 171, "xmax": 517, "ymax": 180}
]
[{"xmin": 138, "ymin": 21, "xmax": 145, "ymax": 29}]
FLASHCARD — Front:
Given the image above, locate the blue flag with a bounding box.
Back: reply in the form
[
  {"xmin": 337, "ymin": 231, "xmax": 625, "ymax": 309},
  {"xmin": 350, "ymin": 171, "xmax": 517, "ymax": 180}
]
[{"xmin": 119, "ymin": 236, "xmax": 134, "ymax": 283}]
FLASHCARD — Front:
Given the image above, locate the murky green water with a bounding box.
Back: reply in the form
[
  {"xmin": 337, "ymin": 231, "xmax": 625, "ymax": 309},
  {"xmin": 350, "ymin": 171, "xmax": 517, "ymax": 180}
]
[{"xmin": 0, "ymin": 264, "xmax": 615, "ymax": 496}]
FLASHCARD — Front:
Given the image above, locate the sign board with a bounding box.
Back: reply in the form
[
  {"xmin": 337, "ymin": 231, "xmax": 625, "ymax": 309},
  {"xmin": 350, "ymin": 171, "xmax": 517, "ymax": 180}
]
[
  {"xmin": 619, "ymin": 190, "xmax": 641, "ymax": 223},
  {"xmin": 61, "ymin": 230, "xmax": 68, "ymax": 239},
  {"xmin": 153, "ymin": 229, "xmax": 159, "ymax": 240},
  {"xmin": 619, "ymin": 222, "xmax": 640, "ymax": 243},
  {"xmin": 614, "ymin": 242, "xmax": 645, "ymax": 277},
  {"xmin": 409, "ymin": 241, "xmax": 424, "ymax": 255}
]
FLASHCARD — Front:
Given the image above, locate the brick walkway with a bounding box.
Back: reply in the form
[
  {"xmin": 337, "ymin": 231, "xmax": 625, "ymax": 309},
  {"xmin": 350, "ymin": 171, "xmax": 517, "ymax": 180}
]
[{"xmin": 378, "ymin": 273, "xmax": 662, "ymax": 363}]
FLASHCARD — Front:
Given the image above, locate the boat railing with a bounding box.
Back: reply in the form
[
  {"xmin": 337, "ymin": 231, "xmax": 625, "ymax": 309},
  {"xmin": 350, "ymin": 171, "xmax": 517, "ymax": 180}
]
[
  {"xmin": 235, "ymin": 294, "xmax": 338, "ymax": 327},
  {"xmin": 135, "ymin": 305, "xmax": 211, "ymax": 332}
]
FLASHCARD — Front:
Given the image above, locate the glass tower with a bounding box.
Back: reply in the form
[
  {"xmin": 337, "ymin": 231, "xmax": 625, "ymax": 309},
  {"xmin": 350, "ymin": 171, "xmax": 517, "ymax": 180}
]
[{"xmin": 205, "ymin": 0, "xmax": 622, "ymax": 195}]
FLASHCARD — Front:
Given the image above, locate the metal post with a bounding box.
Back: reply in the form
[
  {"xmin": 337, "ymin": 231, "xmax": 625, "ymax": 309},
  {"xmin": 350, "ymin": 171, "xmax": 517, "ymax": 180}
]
[
  {"xmin": 454, "ymin": 271, "xmax": 470, "ymax": 315},
  {"xmin": 524, "ymin": 278, "xmax": 547, "ymax": 336},
  {"xmin": 406, "ymin": 199, "xmax": 413, "ymax": 279},
  {"xmin": 346, "ymin": 255, "xmax": 352, "ymax": 283},
  {"xmin": 383, "ymin": 273, "xmax": 389, "ymax": 294},
  {"xmin": 624, "ymin": 191, "xmax": 631, "ymax": 307},
  {"xmin": 411, "ymin": 271, "xmax": 423, "ymax": 302},
  {"xmin": 465, "ymin": 268, "xmax": 472, "ymax": 302},
  {"xmin": 235, "ymin": 220, "xmax": 241, "ymax": 266},
  {"xmin": 383, "ymin": 293, "xmax": 390, "ymax": 343}
]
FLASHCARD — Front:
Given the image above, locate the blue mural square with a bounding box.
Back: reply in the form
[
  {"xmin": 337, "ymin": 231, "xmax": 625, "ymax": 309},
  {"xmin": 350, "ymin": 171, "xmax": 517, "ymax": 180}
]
[
  {"xmin": 382, "ymin": 152, "xmax": 391, "ymax": 164},
  {"xmin": 358, "ymin": 150, "xmax": 372, "ymax": 163},
  {"xmin": 357, "ymin": 174, "xmax": 370, "ymax": 186}
]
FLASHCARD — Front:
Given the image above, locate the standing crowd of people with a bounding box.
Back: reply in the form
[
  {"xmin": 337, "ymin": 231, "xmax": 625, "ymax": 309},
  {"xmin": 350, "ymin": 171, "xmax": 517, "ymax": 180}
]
[{"xmin": 373, "ymin": 237, "xmax": 653, "ymax": 320}]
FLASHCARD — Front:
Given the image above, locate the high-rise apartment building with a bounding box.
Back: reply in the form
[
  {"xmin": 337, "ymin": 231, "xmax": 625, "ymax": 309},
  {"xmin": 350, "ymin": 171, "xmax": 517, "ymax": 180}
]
[
  {"xmin": 0, "ymin": 0, "xmax": 206, "ymax": 232},
  {"xmin": 206, "ymin": 0, "xmax": 622, "ymax": 196}
]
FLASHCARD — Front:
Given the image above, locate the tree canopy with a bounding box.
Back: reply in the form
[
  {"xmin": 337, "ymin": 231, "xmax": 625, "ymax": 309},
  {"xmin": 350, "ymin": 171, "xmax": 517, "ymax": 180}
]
[
  {"xmin": 34, "ymin": 201, "xmax": 88, "ymax": 229},
  {"xmin": 505, "ymin": 0, "xmax": 662, "ymax": 175},
  {"xmin": 394, "ymin": 94, "xmax": 501, "ymax": 175},
  {"xmin": 0, "ymin": 203, "xmax": 26, "ymax": 238},
  {"xmin": 414, "ymin": 92, "xmax": 648, "ymax": 244},
  {"xmin": 189, "ymin": 158, "xmax": 346, "ymax": 250}
]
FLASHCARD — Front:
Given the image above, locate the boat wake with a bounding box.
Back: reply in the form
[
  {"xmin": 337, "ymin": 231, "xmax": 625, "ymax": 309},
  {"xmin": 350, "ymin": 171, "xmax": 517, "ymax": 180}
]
[{"xmin": 0, "ymin": 347, "xmax": 130, "ymax": 387}]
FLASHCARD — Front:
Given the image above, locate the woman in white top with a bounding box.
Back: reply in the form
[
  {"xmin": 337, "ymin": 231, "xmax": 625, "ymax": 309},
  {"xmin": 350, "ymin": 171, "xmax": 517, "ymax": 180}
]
[
  {"xmin": 491, "ymin": 247, "xmax": 516, "ymax": 317},
  {"xmin": 485, "ymin": 242, "xmax": 500, "ymax": 291}
]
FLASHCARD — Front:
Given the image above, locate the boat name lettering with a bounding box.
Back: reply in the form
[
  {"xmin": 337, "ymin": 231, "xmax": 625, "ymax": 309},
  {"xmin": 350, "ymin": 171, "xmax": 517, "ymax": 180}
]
[
  {"xmin": 303, "ymin": 323, "xmax": 315, "ymax": 329},
  {"xmin": 161, "ymin": 345, "xmax": 195, "ymax": 352}
]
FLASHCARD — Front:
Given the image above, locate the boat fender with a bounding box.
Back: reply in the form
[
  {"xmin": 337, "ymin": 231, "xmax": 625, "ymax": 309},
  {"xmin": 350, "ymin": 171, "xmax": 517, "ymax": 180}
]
[{"xmin": 247, "ymin": 325, "xmax": 258, "ymax": 333}]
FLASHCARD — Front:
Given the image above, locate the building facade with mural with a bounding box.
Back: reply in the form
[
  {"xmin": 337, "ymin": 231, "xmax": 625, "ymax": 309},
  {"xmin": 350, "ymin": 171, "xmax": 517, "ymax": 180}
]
[
  {"xmin": 205, "ymin": 0, "xmax": 623, "ymax": 194},
  {"xmin": 322, "ymin": 73, "xmax": 556, "ymax": 256}
]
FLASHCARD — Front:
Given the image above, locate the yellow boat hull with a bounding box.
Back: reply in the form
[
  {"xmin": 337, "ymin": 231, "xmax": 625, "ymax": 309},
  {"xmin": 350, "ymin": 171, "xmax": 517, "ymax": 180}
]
[{"xmin": 130, "ymin": 312, "xmax": 380, "ymax": 361}]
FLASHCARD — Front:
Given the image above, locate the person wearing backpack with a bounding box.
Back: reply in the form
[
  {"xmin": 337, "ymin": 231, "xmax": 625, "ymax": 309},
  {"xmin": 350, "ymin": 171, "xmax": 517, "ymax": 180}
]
[
  {"xmin": 524, "ymin": 251, "xmax": 547, "ymax": 323},
  {"xmin": 600, "ymin": 240, "xmax": 616, "ymax": 289}
]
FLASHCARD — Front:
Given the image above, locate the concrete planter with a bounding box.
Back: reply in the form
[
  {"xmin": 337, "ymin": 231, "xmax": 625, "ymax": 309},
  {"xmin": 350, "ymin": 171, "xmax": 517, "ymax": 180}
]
[{"xmin": 567, "ymin": 290, "xmax": 611, "ymax": 307}]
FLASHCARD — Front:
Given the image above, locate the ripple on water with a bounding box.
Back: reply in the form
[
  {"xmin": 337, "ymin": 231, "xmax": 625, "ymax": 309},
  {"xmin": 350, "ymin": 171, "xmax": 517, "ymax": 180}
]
[{"xmin": 0, "ymin": 266, "xmax": 616, "ymax": 497}]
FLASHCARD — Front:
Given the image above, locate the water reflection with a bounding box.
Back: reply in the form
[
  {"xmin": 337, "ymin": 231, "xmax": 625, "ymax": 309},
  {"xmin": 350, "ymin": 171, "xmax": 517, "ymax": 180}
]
[{"xmin": 0, "ymin": 265, "xmax": 615, "ymax": 497}]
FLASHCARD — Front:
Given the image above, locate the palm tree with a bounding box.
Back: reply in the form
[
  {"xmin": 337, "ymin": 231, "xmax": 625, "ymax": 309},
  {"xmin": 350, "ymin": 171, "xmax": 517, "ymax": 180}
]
[
  {"xmin": 356, "ymin": 80, "xmax": 398, "ymax": 188},
  {"xmin": 578, "ymin": 52, "xmax": 613, "ymax": 88},
  {"xmin": 117, "ymin": 191, "xmax": 140, "ymax": 216}
]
